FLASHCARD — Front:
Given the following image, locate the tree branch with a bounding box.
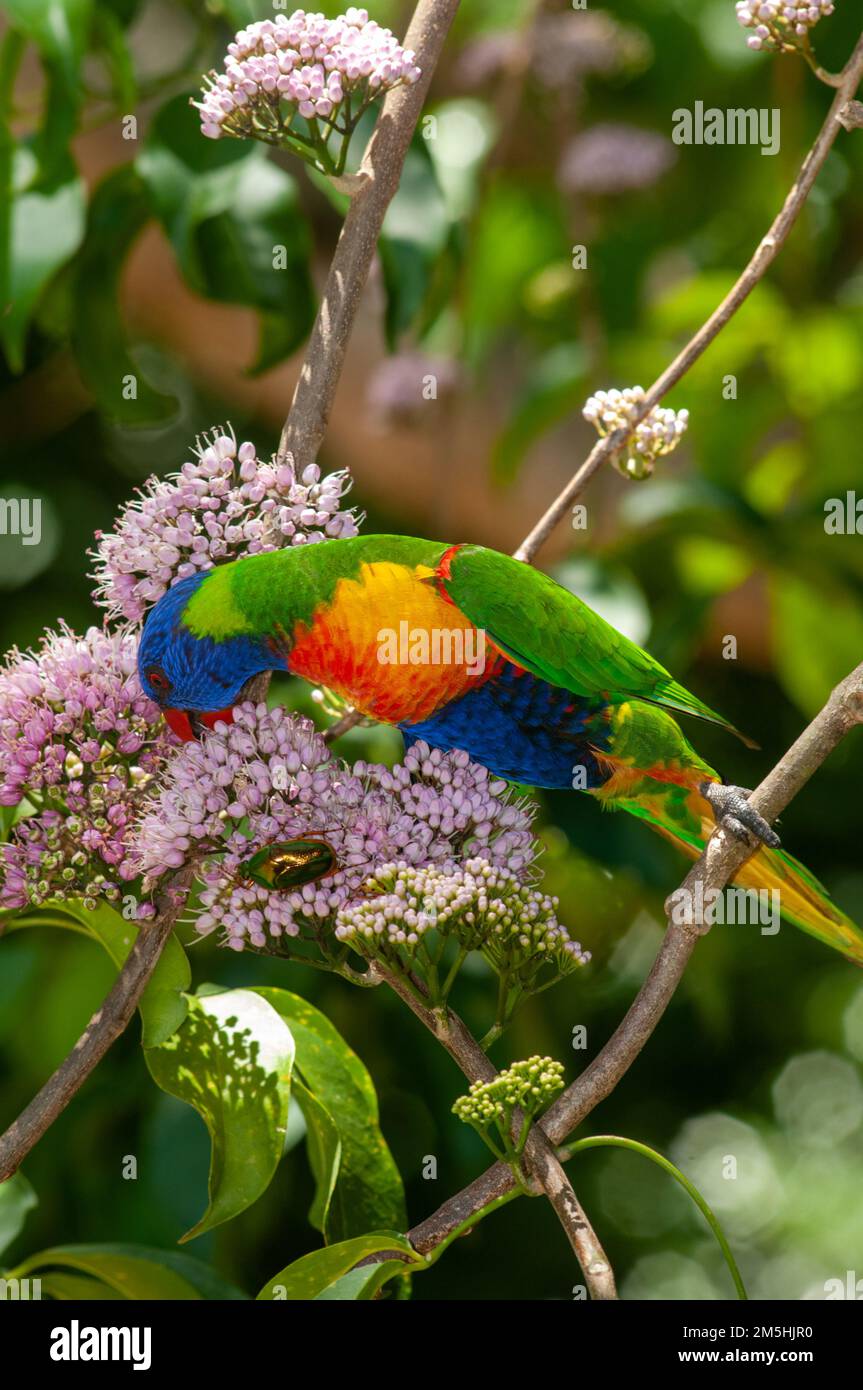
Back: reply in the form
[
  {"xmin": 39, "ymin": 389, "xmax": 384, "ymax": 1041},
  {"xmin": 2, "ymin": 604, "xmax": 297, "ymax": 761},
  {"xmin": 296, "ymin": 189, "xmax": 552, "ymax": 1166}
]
[
  {"xmin": 407, "ymin": 661, "xmax": 863, "ymax": 1256},
  {"xmin": 368, "ymin": 961, "xmax": 616, "ymax": 1298},
  {"xmin": 0, "ymin": 864, "xmax": 196, "ymax": 1181},
  {"xmin": 513, "ymin": 31, "xmax": 863, "ymax": 564},
  {"xmin": 279, "ymin": 0, "xmax": 461, "ymax": 468}
]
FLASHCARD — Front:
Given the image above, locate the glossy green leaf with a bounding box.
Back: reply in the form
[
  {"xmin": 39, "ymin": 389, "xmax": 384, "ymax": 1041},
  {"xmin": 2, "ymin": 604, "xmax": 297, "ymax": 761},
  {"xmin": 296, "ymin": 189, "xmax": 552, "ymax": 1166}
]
[
  {"xmin": 11, "ymin": 1242, "xmax": 248, "ymax": 1299},
  {"xmin": 258, "ymin": 1231, "xmax": 419, "ymax": 1300},
  {"xmin": 146, "ymin": 988, "xmax": 295, "ymax": 1242},
  {"xmin": 70, "ymin": 165, "xmax": 178, "ymax": 424},
  {"xmin": 254, "ymin": 987, "xmax": 406, "ymax": 1241},
  {"xmin": 0, "ymin": 1172, "xmax": 37, "ymax": 1258},
  {"xmin": 138, "ymin": 96, "xmax": 315, "ymax": 370},
  {"xmin": 7, "ymin": 899, "xmax": 190, "ymax": 1048},
  {"xmin": 293, "ymin": 1076, "xmax": 341, "ymax": 1236}
]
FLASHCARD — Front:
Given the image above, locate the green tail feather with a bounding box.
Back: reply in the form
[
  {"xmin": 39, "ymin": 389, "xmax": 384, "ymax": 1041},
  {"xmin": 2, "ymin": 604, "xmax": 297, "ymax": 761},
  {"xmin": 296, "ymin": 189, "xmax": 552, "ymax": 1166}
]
[{"xmin": 620, "ymin": 801, "xmax": 863, "ymax": 966}]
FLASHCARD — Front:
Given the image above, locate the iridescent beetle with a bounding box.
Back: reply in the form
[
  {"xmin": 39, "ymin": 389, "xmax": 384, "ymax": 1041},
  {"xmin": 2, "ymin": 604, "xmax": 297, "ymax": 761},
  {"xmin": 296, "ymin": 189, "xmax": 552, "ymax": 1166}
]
[{"xmin": 238, "ymin": 836, "xmax": 339, "ymax": 891}]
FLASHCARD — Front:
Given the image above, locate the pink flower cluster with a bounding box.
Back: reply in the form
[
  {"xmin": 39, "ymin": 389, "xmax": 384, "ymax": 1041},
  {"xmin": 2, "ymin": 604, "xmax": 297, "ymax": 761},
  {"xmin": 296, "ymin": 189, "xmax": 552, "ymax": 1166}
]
[
  {"xmin": 0, "ymin": 626, "xmax": 175, "ymax": 911},
  {"xmin": 132, "ymin": 703, "xmax": 537, "ymax": 951},
  {"xmin": 736, "ymin": 1, "xmax": 835, "ymax": 50},
  {"xmin": 90, "ymin": 427, "xmax": 360, "ymax": 624},
  {"xmin": 195, "ymin": 8, "xmax": 420, "ymax": 142}
]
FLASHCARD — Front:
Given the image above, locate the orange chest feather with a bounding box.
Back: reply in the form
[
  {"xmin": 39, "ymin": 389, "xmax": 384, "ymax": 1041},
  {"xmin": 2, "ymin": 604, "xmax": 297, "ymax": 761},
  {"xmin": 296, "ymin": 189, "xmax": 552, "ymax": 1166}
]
[{"xmin": 288, "ymin": 561, "xmax": 501, "ymax": 724}]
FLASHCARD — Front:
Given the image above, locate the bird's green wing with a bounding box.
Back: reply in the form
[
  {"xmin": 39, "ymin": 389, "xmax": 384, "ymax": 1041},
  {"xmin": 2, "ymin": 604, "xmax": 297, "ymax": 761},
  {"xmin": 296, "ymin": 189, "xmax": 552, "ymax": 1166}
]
[{"xmin": 442, "ymin": 545, "xmax": 753, "ymax": 743}]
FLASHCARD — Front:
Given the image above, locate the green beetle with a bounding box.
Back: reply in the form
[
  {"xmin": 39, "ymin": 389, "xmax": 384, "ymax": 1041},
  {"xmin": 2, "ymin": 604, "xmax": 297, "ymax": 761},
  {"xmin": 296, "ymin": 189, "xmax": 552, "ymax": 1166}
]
[{"xmin": 238, "ymin": 836, "xmax": 339, "ymax": 891}]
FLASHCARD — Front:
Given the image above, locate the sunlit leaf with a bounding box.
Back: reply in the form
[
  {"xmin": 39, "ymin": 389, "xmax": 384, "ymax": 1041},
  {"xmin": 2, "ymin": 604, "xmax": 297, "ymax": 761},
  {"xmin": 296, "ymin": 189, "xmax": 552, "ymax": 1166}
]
[{"xmin": 145, "ymin": 988, "xmax": 295, "ymax": 1241}]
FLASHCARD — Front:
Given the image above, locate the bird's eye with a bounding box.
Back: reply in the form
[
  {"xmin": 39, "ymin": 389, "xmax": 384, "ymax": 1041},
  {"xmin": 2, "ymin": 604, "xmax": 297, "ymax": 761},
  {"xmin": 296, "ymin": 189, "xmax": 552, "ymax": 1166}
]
[{"xmin": 146, "ymin": 666, "xmax": 172, "ymax": 694}]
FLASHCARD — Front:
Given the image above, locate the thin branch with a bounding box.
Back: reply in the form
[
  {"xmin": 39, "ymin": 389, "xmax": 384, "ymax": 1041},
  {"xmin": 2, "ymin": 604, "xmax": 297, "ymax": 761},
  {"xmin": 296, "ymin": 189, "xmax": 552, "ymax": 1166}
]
[
  {"xmin": 368, "ymin": 961, "xmax": 616, "ymax": 1298},
  {"xmin": 513, "ymin": 32, "xmax": 863, "ymax": 564},
  {"xmin": 0, "ymin": 864, "xmax": 196, "ymax": 1181},
  {"xmin": 407, "ymin": 661, "xmax": 863, "ymax": 1256},
  {"xmin": 279, "ymin": 0, "xmax": 461, "ymax": 469}
]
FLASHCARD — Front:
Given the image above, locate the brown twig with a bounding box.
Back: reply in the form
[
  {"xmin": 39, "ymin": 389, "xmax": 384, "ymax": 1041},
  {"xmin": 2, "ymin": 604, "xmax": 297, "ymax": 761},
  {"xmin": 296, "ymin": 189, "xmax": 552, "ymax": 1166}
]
[
  {"xmin": 513, "ymin": 32, "xmax": 863, "ymax": 564},
  {"xmin": 0, "ymin": 864, "xmax": 196, "ymax": 1181},
  {"xmin": 407, "ymin": 661, "xmax": 863, "ymax": 1256},
  {"xmin": 279, "ymin": 0, "xmax": 461, "ymax": 470},
  {"xmin": 368, "ymin": 961, "xmax": 616, "ymax": 1298}
]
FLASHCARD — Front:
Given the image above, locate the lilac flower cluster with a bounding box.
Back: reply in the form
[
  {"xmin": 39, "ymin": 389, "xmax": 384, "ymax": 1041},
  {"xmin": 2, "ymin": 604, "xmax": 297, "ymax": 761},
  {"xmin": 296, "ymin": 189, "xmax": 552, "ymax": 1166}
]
[
  {"xmin": 132, "ymin": 703, "xmax": 537, "ymax": 953},
  {"xmin": 0, "ymin": 626, "xmax": 174, "ymax": 912},
  {"xmin": 195, "ymin": 8, "xmax": 420, "ymax": 171},
  {"xmin": 558, "ymin": 124, "xmax": 675, "ymax": 197},
  {"xmin": 335, "ymin": 859, "xmax": 589, "ymax": 996},
  {"xmin": 583, "ymin": 386, "xmax": 690, "ymax": 480},
  {"xmin": 736, "ymin": 1, "xmax": 835, "ymax": 51},
  {"xmin": 366, "ymin": 352, "xmax": 462, "ymax": 429},
  {"xmin": 90, "ymin": 427, "xmax": 359, "ymax": 624}
]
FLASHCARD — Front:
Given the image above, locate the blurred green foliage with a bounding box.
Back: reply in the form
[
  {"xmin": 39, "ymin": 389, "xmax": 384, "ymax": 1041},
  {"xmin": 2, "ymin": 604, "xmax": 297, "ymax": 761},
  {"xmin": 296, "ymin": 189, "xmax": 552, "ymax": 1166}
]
[{"xmin": 2, "ymin": 0, "xmax": 863, "ymax": 1300}]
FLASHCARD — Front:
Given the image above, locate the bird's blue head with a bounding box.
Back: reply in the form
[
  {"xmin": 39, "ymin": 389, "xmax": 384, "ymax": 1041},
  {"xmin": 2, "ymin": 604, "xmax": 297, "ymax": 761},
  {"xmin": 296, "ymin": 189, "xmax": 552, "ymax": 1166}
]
[{"xmin": 137, "ymin": 571, "xmax": 284, "ymax": 741}]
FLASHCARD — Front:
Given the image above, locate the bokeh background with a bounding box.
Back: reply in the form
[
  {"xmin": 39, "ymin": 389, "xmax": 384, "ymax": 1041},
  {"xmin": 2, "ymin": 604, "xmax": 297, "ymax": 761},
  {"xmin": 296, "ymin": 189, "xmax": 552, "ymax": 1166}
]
[{"xmin": 2, "ymin": 0, "xmax": 863, "ymax": 1300}]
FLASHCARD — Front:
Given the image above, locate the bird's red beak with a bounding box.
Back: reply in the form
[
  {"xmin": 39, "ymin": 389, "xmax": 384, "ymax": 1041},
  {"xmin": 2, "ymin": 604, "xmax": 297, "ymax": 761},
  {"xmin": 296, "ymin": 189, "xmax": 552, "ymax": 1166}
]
[{"xmin": 163, "ymin": 707, "xmax": 236, "ymax": 742}]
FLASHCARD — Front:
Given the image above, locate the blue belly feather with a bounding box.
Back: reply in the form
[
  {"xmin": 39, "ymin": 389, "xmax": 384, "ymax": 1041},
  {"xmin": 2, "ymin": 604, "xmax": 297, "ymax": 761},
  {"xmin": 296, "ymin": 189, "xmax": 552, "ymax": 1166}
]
[{"xmin": 400, "ymin": 665, "xmax": 610, "ymax": 790}]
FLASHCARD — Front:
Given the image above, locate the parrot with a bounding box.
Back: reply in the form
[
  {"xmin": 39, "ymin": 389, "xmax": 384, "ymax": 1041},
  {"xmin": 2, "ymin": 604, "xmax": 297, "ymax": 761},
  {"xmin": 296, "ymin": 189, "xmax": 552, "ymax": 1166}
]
[{"xmin": 137, "ymin": 533, "xmax": 863, "ymax": 965}]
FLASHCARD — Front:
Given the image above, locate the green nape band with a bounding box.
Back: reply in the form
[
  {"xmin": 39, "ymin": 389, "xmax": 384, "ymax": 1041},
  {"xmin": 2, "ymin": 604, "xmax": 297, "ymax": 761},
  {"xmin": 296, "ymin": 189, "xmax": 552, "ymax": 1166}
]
[{"xmin": 183, "ymin": 565, "xmax": 256, "ymax": 639}]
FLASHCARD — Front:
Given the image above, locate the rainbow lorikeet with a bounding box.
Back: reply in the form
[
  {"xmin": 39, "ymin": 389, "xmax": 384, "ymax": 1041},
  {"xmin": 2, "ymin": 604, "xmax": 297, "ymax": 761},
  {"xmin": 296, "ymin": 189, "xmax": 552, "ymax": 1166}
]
[{"xmin": 137, "ymin": 534, "xmax": 863, "ymax": 965}]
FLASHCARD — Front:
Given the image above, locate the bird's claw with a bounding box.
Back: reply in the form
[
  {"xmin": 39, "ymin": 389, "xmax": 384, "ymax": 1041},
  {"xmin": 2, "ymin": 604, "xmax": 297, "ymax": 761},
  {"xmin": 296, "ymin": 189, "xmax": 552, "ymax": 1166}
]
[{"xmin": 699, "ymin": 781, "xmax": 781, "ymax": 849}]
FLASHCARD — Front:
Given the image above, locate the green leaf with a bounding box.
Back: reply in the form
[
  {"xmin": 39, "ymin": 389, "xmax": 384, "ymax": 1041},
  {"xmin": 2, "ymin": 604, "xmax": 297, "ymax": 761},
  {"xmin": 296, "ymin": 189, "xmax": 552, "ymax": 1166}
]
[
  {"xmin": 254, "ymin": 987, "xmax": 406, "ymax": 1242},
  {"xmin": 138, "ymin": 96, "xmax": 315, "ymax": 371},
  {"xmin": 0, "ymin": 0, "xmax": 93, "ymax": 175},
  {"xmin": 0, "ymin": 0, "xmax": 92, "ymax": 91},
  {"xmin": 1, "ymin": 154, "xmax": 86, "ymax": 370},
  {"xmin": 293, "ymin": 1077, "xmax": 341, "ymax": 1236},
  {"xmin": 70, "ymin": 165, "xmax": 178, "ymax": 424},
  {"xmin": 0, "ymin": 1172, "xmax": 37, "ymax": 1258},
  {"xmin": 258, "ymin": 1231, "xmax": 419, "ymax": 1300},
  {"xmin": 492, "ymin": 343, "xmax": 588, "ymax": 485},
  {"xmin": 145, "ymin": 988, "xmax": 295, "ymax": 1242},
  {"xmin": 315, "ymin": 1260, "xmax": 408, "ymax": 1300},
  {"xmin": 40, "ymin": 1273, "xmax": 125, "ymax": 1300},
  {"xmin": 92, "ymin": 5, "xmax": 137, "ymax": 112},
  {"xmin": 770, "ymin": 571, "xmax": 863, "ymax": 718},
  {"xmin": 379, "ymin": 138, "xmax": 450, "ymax": 347},
  {"xmin": 6, "ymin": 899, "xmax": 190, "ymax": 1048},
  {"xmin": 10, "ymin": 1243, "xmax": 248, "ymax": 1299}
]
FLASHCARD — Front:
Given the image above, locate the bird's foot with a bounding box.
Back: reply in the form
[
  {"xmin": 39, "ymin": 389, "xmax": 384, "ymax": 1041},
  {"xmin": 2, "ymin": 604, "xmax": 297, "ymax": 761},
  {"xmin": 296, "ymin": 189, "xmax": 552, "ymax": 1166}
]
[{"xmin": 699, "ymin": 781, "xmax": 781, "ymax": 849}]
